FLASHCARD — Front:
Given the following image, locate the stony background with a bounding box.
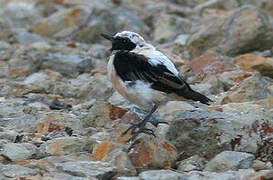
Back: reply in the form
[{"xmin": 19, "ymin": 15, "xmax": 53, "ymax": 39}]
[{"xmin": 0, "ymin": 0, "xmax": 273, "ymax": 179}]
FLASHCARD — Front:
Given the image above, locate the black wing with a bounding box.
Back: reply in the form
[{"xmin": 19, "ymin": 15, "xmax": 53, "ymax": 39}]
[{"xmin": 113, "ymin": 51, "xmax": 212, "ymax": 105}]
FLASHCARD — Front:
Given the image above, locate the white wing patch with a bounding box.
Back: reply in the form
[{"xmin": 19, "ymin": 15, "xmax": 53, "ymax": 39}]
[{"xmin": 147, "ymin": 51, "xmax": 179, "ymax": 76}]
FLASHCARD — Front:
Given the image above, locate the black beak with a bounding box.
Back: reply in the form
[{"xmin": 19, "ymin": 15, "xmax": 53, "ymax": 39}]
[{"xmin": 101, "ymin": 33, "xmax": 114, "ymax": 41}]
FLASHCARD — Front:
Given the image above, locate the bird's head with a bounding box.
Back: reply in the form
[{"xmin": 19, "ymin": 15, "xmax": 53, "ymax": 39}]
[{"xmin": 101, "ymin": 31, "xmax": 145, "ymax": 51}]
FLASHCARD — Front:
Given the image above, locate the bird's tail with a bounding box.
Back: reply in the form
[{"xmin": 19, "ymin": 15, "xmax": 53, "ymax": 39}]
[{"xmin": 181, "ymin": 89, "xmax": 213, "ymax": 105}]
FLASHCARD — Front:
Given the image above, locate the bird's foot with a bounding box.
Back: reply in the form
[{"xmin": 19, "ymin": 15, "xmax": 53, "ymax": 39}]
[
  {"xmin": 148, "ymin": 117, "xmax": 169, "ymax": 127},
  {"xmin": 122, "ymin": 104, "xmax": 159, "ymax": 143},
  {"xmin": 122, "ymin": 121, "xmax": 155, "ymax": 143},
  {"xmin": 125, "ymin": 127, "xmax": 156, "ymax": 143}
]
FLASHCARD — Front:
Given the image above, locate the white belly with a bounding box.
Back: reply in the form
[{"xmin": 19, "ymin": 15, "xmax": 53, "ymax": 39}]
[{"xmin": 107, "ymin": 56, "xmax": 169, "ymax": 110}]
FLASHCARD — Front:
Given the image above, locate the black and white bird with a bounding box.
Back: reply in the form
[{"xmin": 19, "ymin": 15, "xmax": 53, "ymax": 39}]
[{"xmin": 101, "ymin": 31, "xmax": 212, "ymax": 142}]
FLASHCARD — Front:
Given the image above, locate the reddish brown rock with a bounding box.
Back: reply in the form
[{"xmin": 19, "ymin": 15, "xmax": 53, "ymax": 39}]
[
  {"xmin": 37, "ymin": 114, "xmax": 67, "ymax": 135},
  {"xmin": 92, "ymin": 141, "xmax": 118, "ymax": 161},
  {"xmin": 33, "ymin": 7, "xmax": 89, "ymax": 38},
  {"xmin": 234, "ymin": 54, "xmax": 273, "ymax": 78},
  {"xmin": 84, "ymin": 101, "xmax": 128, "ymax": 128},
  {"xmin": 247, "ymin": 170, "xmax": 273, "ymax": 180},
  {"xmin": 189, "ymin": 53, "xmax": 235, "ymax": 81},
  {"xmin": 40, "ymin": 137, "xmax": 95, "ymax": 156},
  {"xmin": 92, "ymin": 141, "xmax": 137, "ymax": 176},
  {"xmin": 129, "ymin": 138, "xmax": 178, "ymax": 171},
  {"xmin": 221, "ymin": 75, "xmax": 272, "ymax": 104}
]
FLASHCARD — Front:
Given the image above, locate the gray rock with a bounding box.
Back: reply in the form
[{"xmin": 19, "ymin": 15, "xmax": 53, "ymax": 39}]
[
  {"xmin": 0, "ymin": 99, "xmax": 37, "ymax": 131},
  {"xmin": 166, "ymin": 103, "xmax": 273, "ymax": 159},
  {"xmin": 55, "ymin": 161, "xmax": 116, "ymax": 179},
  {"xmin": 177, "ymin": 155, "xmax": 207, "ymax": 172},
  {"xmin": 42, "ymin": 172, "xmax": 91, "ymax": 180},
  {"xmin": 204, "ymin": 151, "xmax": 255, "ymax": 172},
  {"xmin": 0, "ymin": 164, "xmax": 37, "ymax": 178},
  {"xmin": 180, "ymin": 169, "xmax": 255, "ymax": 180},
  {"xmin": 39, "ymin": 137, "xmax": 95, "ymax": 156},
  {"xmin": 187, "ymin": 5, "xmax": 273, "ymax": 57},
  {"xmin": 252, "ymin": 159, "xmax": 272, "ymax": 171},
  {"xmin": 152, "ymin": 13, "xmax": 192, "ymax": 43},
  {"xmin": 74, "ymin": 7, "xmax": 149, "ymax": 43},
  {"xmin": 139, "ymin": 170, "xmax": 183, "ymax": 180},
  {"xmin": 158, "ymin": 100, "xmax": 195, "ymax": 122},
  {"xmin": 117, "ymin": 177, "xmax": 139, "ymax": 180},
  {"xmin": 23, "ymin": 71, "xmax": 61, "ymax": 92},
  {"xmin": 193, "ymin": 0, "xmax": 239, "ymax": 14},
  {"xmin": 1, "ymin": 142, "xmax": 37, "ymax": 161},
  {"xmin": 41, "ymin": 53, "xmax": 93, "ymax": 77},
  {"xmin": 0, "ymin": 0, "xmax": 41, "ymax": 29},
  {"xmin": 101, "ymin": 148, "xmax": 137, "ymax": 176},
  {"xmin": 0, "ymin": 130, "xmax": 18, "ymax": 142},
  {"xmin": 76, "ymin": 74, "xmax": 113, "ymax": 101},
  {"xmin": 15, "ymin": 31, "xmax": 46, "ymax": 45}
]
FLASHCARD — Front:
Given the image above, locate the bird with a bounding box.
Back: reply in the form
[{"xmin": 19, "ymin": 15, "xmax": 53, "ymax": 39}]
[{"xmin": 101, "ymin": 31, "xmax": 212, "ymax": 143}]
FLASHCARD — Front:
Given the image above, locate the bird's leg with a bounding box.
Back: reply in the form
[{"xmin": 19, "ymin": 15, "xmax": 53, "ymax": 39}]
[{"xmin": 122, "ymin": 104, "xmax": 158, "ymax": 142}]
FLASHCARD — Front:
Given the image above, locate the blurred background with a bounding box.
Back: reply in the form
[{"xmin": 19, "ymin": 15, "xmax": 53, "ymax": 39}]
[{"xmin": 0, "ymin": 0, "xmax": 273, "ymax": 179}]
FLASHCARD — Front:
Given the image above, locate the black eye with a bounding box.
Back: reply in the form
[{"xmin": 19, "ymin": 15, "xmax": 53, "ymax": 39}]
[{"xmin": 122, "ymin": 39, "xmax": 127, "ymax": 43}]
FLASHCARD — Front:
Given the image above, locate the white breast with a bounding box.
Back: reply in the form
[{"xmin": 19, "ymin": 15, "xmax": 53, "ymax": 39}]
[{"xmin": 107, "ymin": 55, "xmax": 169, "ymax": 110}]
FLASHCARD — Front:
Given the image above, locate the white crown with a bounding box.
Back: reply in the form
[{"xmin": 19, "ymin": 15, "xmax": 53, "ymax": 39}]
[{"xmin": 114, "ymin": 31, "xmax": 145, "ymax": 44}]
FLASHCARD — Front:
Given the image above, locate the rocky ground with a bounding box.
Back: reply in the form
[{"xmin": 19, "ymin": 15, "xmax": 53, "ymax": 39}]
[{"xmin": 0, "ymin": 0, "xmax": 273, "ymax": 179}]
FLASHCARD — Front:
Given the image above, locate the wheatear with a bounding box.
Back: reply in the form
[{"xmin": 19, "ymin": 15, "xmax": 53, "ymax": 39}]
[{"xmin": 101, "ymin": 31, "xmax": 212, "ymax": 142}]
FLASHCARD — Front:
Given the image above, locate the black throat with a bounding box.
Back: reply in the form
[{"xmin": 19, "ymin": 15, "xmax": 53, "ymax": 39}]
[{"xmin": 111, "ymin": 37, "xmax": 136, "ymax": 51}]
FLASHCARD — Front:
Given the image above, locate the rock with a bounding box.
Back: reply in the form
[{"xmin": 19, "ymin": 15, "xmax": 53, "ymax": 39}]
[
  {"xmin": 234, "ymin": 54, "xmax": 273, "ymax": 78},
  {"xmin": 23, "ymin": 71, "xmax": 65, "ymax": 93},
  {"xmin": 204, "ymin": 151, "xmax": 255, "ymax": 172},
  {"xmin": 40, "ymin": 53, "xmax": 93, "ymax": 77},
  {"xmin": 158, "ymin": 101, "xmax": 195, "ymax": 122},
  {"xmin": 181, "ymin": 169, "xmax": 255, "ymax": 180},
  {"xmin": 55, "ymin": 161, "xmax": 116, "ymax": 179},
  {"xmin": 73, "ymin": 7, "xmax": 149, "ymax": 43},
  {"xmin": 83, "ymin": 101, "xmax": 127, "ymax": 128},
  {"xmin": 187, "ymin": 5, "xmax": 273, "ymax": 57},
  {"xmin": 170, "ymin": 0, "xmax": 209, "ymax": 8},
  {"xmin": 193, "ymin": 0, "xmax": 239, "ymax": 14},
  {"xmin": 174, "ymin": 34, "xmax": 190, "ymax": 46},
  {"xmin": 117, "ymin": 177, "xmax": 139, "ymax": 180},
  {"xmin": 93, "ymin": 144, "xmax": 137, "ymax": 176},
  {"xmin": 39, "ymin": 173, "xmax": 90, "ymax": 180},
  {"xmin": 1, "ymin": 143, "xmax": 37, "ymax": 161},
  {"xmin": 221, "ymin": 75, "xmax": 273, "ymax": 104},
  {"xmin": 188, "ymin": 53, "xmax": 235, "ymax": 81},
  {"xmin": 108, "ymin": 91, "xmax": 130, "ymax": 108},
  {"xmin": 0, "ymin": 130, "xmax": 18, "ymax": 142},
  {"xmin": 166, "ymin": 104, "xmax": 273, "ymax": 159},
  {"xmin": 0, "ymin": 164, "xmax": 37, "ymax": 178},
  {"xmin": 33, "ymin": 7, "xmax": 90, "ymax": 39},
  {"xmin": 76, "ymin": 74, "xmax": 114, "ymax": 101},
  {"xmin": 252, "ymin": 159, "xmax": 272, "ymax": 171},
  {"xmin": 177, "ymin": 155, "xmax": 207, "ymax": 172},
  {"xmin": 0, "ymin": 60, "xmax": 9, "ymax": 78},
  {"xmin": 247, "ymin": 170, "xmax": 273, "ymax": 180},
  {"xmin": 217, "ymin": 70, "xmax": 252, "ymax": 91},
  {"xmin": 37, "ymin": 111, "xmax": 83, "ymax": 136},
  {"xmin": 139, "ymin": 170, "xmax": 183, "ymax": 180},
  {"xmin": 39, "ymin": 137, "xmax": 95, "ymax": 156},
  {"xmin": 0, "ymin": 0, "xmax": 41, "ymax": 29},
  {"xmin": 0, "ymin": 98, "xmax": 37, "ymax": 131},
  {"xmin": 15, "ymin": 31, "xmax": 46, "ymax": 45},
  {"xmin": 128, "ymin": 138, "xmax": 178, "ymax": 171},
  {"xmin": 152, "ymin": 13, "xmax": 192, "ymax": 43}
]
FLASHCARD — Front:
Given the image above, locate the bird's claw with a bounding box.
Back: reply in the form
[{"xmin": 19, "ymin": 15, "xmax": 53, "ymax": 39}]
[
  {"xmin": 125, "ymin": 127, "xmax": 156, "ymax": 143},
  {"xmin": 122, "ymin": 122, "xmax": 140, "ymax": 136}
]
